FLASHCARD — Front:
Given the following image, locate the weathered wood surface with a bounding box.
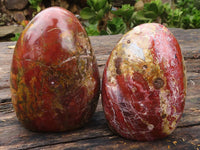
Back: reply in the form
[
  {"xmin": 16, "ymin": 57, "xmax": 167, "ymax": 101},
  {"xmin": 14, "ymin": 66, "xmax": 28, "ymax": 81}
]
[{"xmin": 0, "ymin": 28, "xmax": 200, "ymax": 150}]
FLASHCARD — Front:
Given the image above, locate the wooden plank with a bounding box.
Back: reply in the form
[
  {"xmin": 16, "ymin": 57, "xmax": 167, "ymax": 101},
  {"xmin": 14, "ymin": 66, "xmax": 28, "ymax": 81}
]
[
  {"xmin": 0, "ymin": 42, "xmax": 14, "ymax": 102},
  {"xmin": 30, "ymin": 126, "xmax": 200, "ymax": 150},
  {"xmin": 0, "ymin": 28, "xmax": 200, "ymax": 149},
  {"xmin": 0, "ymin": 111, "xmax": 112, "ymax": 150},
  {"xmin": 0, "ymin": 111, "xmax": 199, "ymax": 149},
  {"xmin": 0, "ymin": 104, "xmax": 200, "ymax": 149}
]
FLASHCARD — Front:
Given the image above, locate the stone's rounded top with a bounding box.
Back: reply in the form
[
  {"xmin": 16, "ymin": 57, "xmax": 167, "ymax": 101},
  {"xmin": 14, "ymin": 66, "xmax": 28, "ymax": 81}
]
[
  {"xmin": 5, "ymin": 0, "xmax": 29, "ymax": 10},
  {"xmin": 17, "ymin": 7, "xmax": 88, "ymax": 65}
]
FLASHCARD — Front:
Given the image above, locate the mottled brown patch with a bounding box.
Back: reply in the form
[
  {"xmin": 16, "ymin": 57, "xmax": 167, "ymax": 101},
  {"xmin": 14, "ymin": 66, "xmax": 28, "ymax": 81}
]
[
  {"xmin": 115, "ymin": 57, "xmax": 122, "ymax": 75},
  {"xmin": 153, "ymin": 77, "xmax": 164, "ymax": 89}
]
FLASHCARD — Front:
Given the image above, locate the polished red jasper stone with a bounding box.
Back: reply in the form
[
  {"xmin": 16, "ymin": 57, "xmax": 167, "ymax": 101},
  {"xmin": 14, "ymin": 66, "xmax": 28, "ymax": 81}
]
[
  {"xmin": 102, "ymin": 23, "xmax": 186, "ymax": 141},
  {"xmin": 10, "ymin": 7, "xmax": 100, "ymax": 132}
]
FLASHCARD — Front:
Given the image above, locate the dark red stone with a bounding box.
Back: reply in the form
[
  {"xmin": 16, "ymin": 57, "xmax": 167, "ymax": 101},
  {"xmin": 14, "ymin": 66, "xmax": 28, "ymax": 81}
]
[
  {"xmin": 10, "ymin": 7, "xmax": 100, "ymax": 132},
  {"xmin": 102, "ymin": 23, "xmax": 186, "ymax": 141}
]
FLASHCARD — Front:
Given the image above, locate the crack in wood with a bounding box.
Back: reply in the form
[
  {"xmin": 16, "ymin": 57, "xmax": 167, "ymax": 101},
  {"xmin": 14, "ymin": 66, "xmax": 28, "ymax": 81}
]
[
  {"xmin": 16, "ymin": 134, "xmax": 114, "ymax": 150},
  {"xmin": 177, "ymin": 123, "xmax": 200, "ymax": 129}
]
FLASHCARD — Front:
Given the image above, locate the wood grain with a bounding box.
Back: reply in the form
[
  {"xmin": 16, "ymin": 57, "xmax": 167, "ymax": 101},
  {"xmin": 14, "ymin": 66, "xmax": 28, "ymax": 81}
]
[{"xmin": 0, "ymin": 28, "xmax": 200, "ymax": 149}]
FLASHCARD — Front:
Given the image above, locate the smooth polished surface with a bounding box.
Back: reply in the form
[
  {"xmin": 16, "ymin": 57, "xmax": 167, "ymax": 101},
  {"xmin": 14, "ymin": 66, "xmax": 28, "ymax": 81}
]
[
  {"xmin": 102, "ymin": 23, "xmax": 186, "ymax": 141},
  {"xmin": 10, "ymin": 7, "xmax": 100, "ymax": 131}
]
